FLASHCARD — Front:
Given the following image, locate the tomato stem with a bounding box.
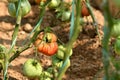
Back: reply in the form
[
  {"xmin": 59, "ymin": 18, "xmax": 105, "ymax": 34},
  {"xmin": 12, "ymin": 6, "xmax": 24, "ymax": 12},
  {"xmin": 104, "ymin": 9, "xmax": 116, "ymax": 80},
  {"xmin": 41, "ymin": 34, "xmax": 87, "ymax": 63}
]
[
  {"xmin": 102, "ymin": 0, "xmax": 114, "ymax": 79},
  {"xmin": 85, "ymin": 0, "xmax": 101, "ymax": 41},
  {"xmin": 57, "ymin": 0, "xmax": 81, "ymax": 79},
  {"xmin": 3, "ymin": 0, "xmax": 22, "ymax": 80}
]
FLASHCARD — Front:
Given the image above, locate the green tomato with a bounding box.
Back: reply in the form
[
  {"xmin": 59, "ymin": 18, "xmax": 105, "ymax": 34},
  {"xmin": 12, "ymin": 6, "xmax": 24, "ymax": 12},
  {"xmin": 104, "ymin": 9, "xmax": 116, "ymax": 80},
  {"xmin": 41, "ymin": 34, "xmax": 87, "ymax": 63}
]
[
  {"xmin": 0, "ymin": 53, "xmax": 4, "ymax": 59},
  {"xmin": 0, "ymin": 45, "xmax": 6, "ymax": 54},
  {"xmin": 44, "ymin": 71, "xmax": 52, "ymax": 78},
  {"xmin": 61, "ymin": 11, "xmax": 71, "ymax": 21},
  {"xmin": 40, "ymin": 77, "xmax": 51, "ymax": 80},
  {"xmin": 8, "ymin": 3, "xmax": 16, "ymax": 17},
  {"xmin": 47, "ymin": 67, "xmax": 58, "ymax": 78},
  {"xmin": 39, "ymin": 71, "xmax": 52, "ymax": 80},
  {"xmin": 113, "ymin": 0, "xmax": 120, "ymax": 7},
  {"xmin": 111, "ymin": 19, "xmax": 120, "ymax": 38},
  {"xmin": 56, "ymin": 45, "xmax": 73, "ymax": 59},
  {"xmin": 44, "ymin": 78, "xmax": 51, "ymax": 80},
  {"xmin": 22, "ymin": 59, "xmax": 42, "ymax": 79},
  {"xmin": 56, "ymin": 45, "xmax": 65, "ymax": 59},
  {"xmin": 114, "ymin": 36, "xmax": 120, "ymax": 55},
  {"xmin": 8, "ymin": 0, "xmax": 18, "ymax": 3},
  {"xmin": 0, "ymin": 45, "xmax": 6, "ymax": 59},
  {"xmin": 8, "ymin": 0, "xmax": 31, "ymax": 17},
  {"xmin": 21, "ymin": 0, "xmax": 31, "ymax": 17},
  {"xmin": 46, "ymin": 67, "xmax": 53, "ymax": 74},
  {"xmin": 112, "ymin": 59, "xmax": 120, "ymax": 71},
  {"xmin": 53, "ymin": 60, "xmax": 63, "ymax": 68},
  {"xmin": 56, "ymin": 49, "xmax": 64, "ymax": 59},
  {"xmin": 52, "ymin": 55, "xmax": 63, "ymax": 68},
  {"xmin": 48, "ymin": 0, "xmax": 61, "ymax": 9}
]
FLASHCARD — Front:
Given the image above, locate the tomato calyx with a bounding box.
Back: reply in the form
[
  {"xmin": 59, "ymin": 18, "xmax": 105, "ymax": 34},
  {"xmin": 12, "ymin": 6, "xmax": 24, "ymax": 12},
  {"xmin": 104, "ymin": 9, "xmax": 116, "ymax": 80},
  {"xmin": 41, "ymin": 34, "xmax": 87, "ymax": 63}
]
[
  {"xmin": 32, "ymin": 60, "xmax": 38, "ymax": 66},
  {"xmin": 44, "ymin": 33, "xmax": 53, "ymax": 43}
]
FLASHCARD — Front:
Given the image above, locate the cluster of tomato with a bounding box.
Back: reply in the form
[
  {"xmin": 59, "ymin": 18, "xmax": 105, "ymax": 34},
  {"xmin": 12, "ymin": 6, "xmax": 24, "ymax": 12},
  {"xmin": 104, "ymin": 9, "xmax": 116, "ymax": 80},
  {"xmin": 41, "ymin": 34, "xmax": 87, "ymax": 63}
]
[
  {"xmin": 22, "ymin": 32, "xmax": 57, "ymax": 79},
  {"xmin": 111, "ymin": 19, "xmax": 120, "ymax": 55},
  {"xmin": 7, "ymin": 0, "xmax": 90, "ymax": 79},
  {"xmin": 22, "ymin": 31, "xmax": 72, "ymax": 79},
  {"xmin": 35, "ymin": 0, "xmax": 90, "ymax": 21}
]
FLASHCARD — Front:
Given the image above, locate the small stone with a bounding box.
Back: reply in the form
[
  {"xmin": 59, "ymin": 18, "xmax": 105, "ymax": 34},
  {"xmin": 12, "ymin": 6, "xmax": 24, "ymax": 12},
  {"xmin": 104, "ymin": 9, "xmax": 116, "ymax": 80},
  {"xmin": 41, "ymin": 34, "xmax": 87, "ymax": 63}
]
[
  {"xmin": 23, "ymin": 23, "xmax": 33, "ymax": 33},
  {"xmin": 0, "ymin": 22, "xmax": 14, "ymax": 31}
]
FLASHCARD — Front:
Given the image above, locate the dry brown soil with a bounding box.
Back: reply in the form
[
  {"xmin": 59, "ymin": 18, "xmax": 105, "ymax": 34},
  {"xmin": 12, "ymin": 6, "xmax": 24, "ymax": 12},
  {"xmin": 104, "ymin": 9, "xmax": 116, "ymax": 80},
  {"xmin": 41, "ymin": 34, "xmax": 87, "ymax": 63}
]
[{"xmin": 0, "ymin": 0, "xmax": 104, "ymax": 80}]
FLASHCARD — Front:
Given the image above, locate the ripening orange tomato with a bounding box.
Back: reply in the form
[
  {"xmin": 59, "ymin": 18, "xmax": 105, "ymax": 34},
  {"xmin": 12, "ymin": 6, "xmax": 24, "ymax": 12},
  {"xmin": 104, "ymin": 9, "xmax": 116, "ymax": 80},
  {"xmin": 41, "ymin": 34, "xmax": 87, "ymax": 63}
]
[
  {"xmin": 34, "ymin": 32, "xmax": 58, "ymax": 56},
  {"xmin": 35, "ymin": 0, "xmax": 46, "ymax": 4},
  {"xmin": 81, "ymin": 1, "xmax": 90, "ymax": 17}
]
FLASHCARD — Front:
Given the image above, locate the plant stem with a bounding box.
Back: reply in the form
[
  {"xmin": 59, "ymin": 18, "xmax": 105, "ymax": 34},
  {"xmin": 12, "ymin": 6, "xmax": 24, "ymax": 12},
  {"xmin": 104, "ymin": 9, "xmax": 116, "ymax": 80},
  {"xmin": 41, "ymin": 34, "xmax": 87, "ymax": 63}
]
[
  {"xmin": 57, "ymin": 0, "xmax": 81, "ymax": 79},
  {"xmin": 9, "ymin": 22, "xmax": 41, "ymax": 63},
  {"xmin": 69, "ymin": 0, "xmax": 75, "ymax": 39},
  {"xmin": 3, "ymin": 0, "xmax": 22, "ymax": 79},
  {"xmin": 57, "ymin": 58, "xmax": 70, "ymax": 80},
  {"xmin": 102, "ymin": 0, "xmax": 113, "ymax": 79},
  {"xmin": 85, "ymin": 0, "xmax": 101, "ymax": 41}
]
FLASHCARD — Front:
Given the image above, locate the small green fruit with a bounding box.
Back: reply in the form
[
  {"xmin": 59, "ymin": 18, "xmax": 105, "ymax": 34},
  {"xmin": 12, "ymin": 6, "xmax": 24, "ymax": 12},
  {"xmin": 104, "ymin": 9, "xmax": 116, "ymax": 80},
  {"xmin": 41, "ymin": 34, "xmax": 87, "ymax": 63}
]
[
  {"xmin": 23, "ymin": 59, "xmax": 42, "ymax": 78},
  {"xmin": 46, "ymin": 67, "xmax": 53, "ymax": 74},
  {"xmin": 111, "ymin": 19, "xmax": 120, "ymax": 38},
  {"xmin": 52, "ymin": 55, "xmax": 63, "ymax": 68},
  {"xmin": 8, "ymin": 0, "xmax": 18, "ymax": 3},
  {"xmin": 113, "ymin": 0, "xmax": 120, "ymax": 7},
  {"xmin": 61, "ymin": 11, "xmax": 71, "ymax": 21},
  {"xmin": 8, "ymin": 0, "xmax": 31, "ymax": 17},
  {"xmin": 56, "ymin": 45, "xmax": 73, "ymax": 59},
  {"xmin": 8, "ymin": 3, "xmax": 16, "ymax": 17},
  {"xmin": 44, "ymin": 78, "xmax": 51, "ymax": 80},
  {"xmin": 0, "ymin": 45, "xmax": 6, "ymax": 59},
  {"xmin": 114, "ymin": 36, "xmax": 120, "ymax": 55},
  {"xmin": 39, "ymin": 71, "xmax": 52, "ymax": 80},
  {"xmin": 21, "ymin": 0, "xmax": 31, "ymax": 17},
  {"xmin": 48, "ymin": 0, "xmax": 61, "ymax": 9}
]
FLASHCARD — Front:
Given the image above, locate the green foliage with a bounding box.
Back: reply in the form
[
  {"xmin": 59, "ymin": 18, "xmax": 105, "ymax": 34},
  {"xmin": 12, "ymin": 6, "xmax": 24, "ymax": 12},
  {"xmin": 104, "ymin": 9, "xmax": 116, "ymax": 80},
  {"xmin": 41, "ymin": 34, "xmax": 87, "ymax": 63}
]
[
  {"xmin": 5, "ymin": 0, "xmax": 120, "ymax": 80},
  {"xmin": 114, "ymin": 36, "xmax": 120, "ymax": 55},
  {"xmin": 111, "ymin": 19, "xmax": 120, "ymax": 38},
  {"xmin": 113, "ymin": 0, "xmax": 120, "ymax": 7}
]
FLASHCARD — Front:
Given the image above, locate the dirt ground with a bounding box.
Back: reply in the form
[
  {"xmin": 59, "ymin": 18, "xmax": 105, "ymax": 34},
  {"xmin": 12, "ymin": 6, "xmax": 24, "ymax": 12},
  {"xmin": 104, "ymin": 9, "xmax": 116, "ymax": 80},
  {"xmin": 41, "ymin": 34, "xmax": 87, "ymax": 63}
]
[{"xmin": 0, "ymin": 0, "xmax": 105, "ymax": 80}]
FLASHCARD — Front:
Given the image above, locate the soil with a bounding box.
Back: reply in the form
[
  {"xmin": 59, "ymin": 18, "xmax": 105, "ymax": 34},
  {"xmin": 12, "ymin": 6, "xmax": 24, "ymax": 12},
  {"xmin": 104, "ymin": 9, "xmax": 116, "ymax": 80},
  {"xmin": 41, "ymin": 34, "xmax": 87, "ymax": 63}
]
[{"xmin": 0, "ymin": 0, "xmax": 105, "ymax": 80}]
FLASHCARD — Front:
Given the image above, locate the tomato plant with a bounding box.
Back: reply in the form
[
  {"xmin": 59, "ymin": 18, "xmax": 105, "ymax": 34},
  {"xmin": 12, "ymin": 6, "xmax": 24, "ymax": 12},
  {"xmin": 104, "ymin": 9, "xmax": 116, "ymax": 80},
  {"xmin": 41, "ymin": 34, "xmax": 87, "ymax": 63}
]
[
  {"xmin": 111, "ymin": 19, "xmax": 120, "ymax": 38},
  {"xmin": 1, "ymin": 0, "xmax": 113, "ymax": 80},
  {"xmin": 114, "ymin": 36, "xmax": 120, "ymax": 55}
]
